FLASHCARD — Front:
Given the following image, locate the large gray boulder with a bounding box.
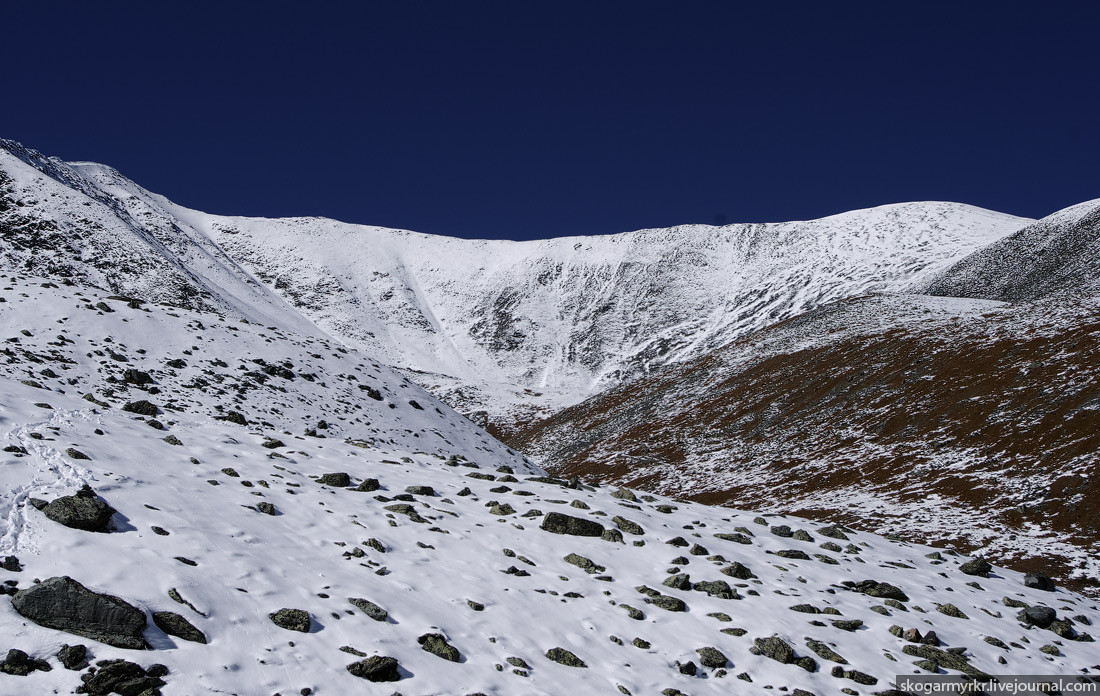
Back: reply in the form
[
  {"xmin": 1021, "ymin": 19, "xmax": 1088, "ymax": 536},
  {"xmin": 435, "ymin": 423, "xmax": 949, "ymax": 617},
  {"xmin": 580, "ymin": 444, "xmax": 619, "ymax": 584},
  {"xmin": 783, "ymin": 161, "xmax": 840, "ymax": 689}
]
[
  {"xmin": 540, "ymin": 512, "xmax": 605, "ymax": 537},
  {"xmin": 41, "ymin": 487, "xmax": 116, "ymax": 533},
  {"xmin": 11, "ymin": 576, "xmax": 147, "ymax": 649}
]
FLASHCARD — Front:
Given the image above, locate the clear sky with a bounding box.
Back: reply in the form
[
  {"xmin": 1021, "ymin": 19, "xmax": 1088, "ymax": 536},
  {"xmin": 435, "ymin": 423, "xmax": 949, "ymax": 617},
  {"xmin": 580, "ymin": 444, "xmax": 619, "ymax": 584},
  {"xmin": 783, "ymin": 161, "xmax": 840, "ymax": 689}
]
[{"xmin": 4, "ymin": 1, "xmax": 1098, "ymax": 240}]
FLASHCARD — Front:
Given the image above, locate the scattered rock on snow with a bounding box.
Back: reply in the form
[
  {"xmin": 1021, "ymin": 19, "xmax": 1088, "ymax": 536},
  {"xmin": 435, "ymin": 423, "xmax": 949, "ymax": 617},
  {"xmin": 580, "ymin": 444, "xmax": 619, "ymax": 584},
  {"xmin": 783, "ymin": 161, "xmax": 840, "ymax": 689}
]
[{"xmin": 11, "ymin": 576, "xmax": 147, "ymax": 649}]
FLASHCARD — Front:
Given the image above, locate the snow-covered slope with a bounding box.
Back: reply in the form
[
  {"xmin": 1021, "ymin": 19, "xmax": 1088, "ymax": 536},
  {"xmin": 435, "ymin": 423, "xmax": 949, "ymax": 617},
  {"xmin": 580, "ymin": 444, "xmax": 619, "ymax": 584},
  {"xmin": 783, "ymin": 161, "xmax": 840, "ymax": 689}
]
[
  {"xmin": 3, "ymin": 275, "xmax": 1099, "ymax": 695},
  {"xmin": 1, "ymin": 139, "xmax": 1030, "ymax": 422},
  {"xmin": 923, "ymin": 198, "xmax": 1100, "ymax": 301}
]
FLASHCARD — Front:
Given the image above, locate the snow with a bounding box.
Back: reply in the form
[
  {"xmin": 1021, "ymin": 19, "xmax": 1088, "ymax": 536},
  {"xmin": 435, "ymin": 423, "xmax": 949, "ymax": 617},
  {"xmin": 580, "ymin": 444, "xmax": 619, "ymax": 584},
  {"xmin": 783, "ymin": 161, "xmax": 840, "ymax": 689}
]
[
  {"xmin": 2, "ymin": 276, "xmax": 1098, "ymax": 695},
  {"xmin": 0, "ymin": 138, "xmax": 1032, "ymax": 423}
]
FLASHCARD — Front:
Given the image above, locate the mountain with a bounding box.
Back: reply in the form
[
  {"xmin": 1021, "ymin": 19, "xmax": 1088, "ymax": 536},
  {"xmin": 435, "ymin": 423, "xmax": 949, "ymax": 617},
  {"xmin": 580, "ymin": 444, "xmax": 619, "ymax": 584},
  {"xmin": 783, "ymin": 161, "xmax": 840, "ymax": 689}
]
[
  {"xmin": 1, "ymin": 138, "xmax": 1030, "ymax": 425},
  {"xmin": 3, "ymin": 276, "xmax": 1099, "ymax": 695},
  {"xmin": 922, "ymin": 197, "xmax": 1100, "ymax": 301},
  {"xmin": 503, "ymin": 201, "xmax": 1100, "ymax": 595}
]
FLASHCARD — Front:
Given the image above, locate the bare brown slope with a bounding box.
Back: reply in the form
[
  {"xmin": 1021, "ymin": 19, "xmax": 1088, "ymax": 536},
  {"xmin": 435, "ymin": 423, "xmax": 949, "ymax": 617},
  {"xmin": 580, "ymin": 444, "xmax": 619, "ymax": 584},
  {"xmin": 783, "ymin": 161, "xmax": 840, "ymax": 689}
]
[{"xmin": 497, "ymin": 294, "xmax": 1100, "ymax": 594}]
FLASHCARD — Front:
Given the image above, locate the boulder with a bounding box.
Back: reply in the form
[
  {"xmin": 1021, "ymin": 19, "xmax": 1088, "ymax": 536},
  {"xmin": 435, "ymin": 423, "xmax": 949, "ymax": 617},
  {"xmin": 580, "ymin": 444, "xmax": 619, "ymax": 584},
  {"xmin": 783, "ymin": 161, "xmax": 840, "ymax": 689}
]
[
  {"xmin": 1017, "ymin": 605, "xmax": 1057, "ymax": 629},
  {"xmin": 959, "ymin": 558, "xmax": 992, "ymax": 577},
  {"xmin": 11, "ymin": 576, "xmax": 147, "ymax": 649},
  {"xmin": 1024, "ymin": 573, "xmax": 1056, "ymax": 592},
  {"xmin": 540, "ymin": 512, "xmax": 605, "ymax": 537},
  {"xmin": 317, "ymin": 472, "xmax": 351, "ymax": 487},
  {"xmin": 418, "ymin": 632, "xmax": 461, "ymax": 661},
  {"xmin": 269, "ymin": 608, "xmax": 311, "ymax": 632},
  {"xmin": 348, "ymin": 597, "xmax": 388, "ymax": 622},
  {"xmin": 42, "ymin": 492, "xmax": 116, "ymax": 533},
  {"xmin": 347, "ymin": 655, "xmax": 401, "ymax": 681},
  {"xmin": 545, "ymin": 647, "xmax": 587, "ymax": 667},
  {"xmin": 152, "ymin": 611, "xmax": 207, "ymax": 643},
  {"xmin": 79, "ymin": 659, "xmax": 165, "ymax": 695}
]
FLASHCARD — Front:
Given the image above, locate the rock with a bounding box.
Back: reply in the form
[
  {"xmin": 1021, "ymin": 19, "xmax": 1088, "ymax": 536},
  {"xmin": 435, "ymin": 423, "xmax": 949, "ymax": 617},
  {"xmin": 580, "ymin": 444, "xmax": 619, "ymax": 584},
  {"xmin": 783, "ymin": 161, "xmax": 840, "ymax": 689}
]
[
  {"xmin": 771, "ymin": 525, "xmax": 793, "ymax": 537},
  {"xmin": 317, "ymin": 472, "xmax": 351, "ymax": 487},
  {"xmin": 831, "ymin": 619, "xmax": 864, "ymax": 631},
  {"xmin": 721, "ymin": 562, "xmax": 755, "ymax": 580},
  {"xmin": 818, "ymin": 525, "xmax": 850, "ymax": 540},
  {"xmin": 356, "ymin": 478, "xmax": 381, "ymax": 492},
  {"xmin": 650, "ymin": 595, "xmax": 688, "ymax": 612},
  {"xmin": 122, "ymin": 400, "xmax": 159, "ymax": 416},
  {"xmin": 1024, "ymin": 573, "xmax": 1056, "ymax": 591},
  {"xmin": 80, "ymin": 659, "xmax": 165, "ymax": 695},
  {"xmin": 0, "ymin": 648, "xmax": 51, "ymax": 676},
  {"xmin": 384, "ymin": 503, "xmax": 428, "ymax": 523},
  {"xmin": 123, "ymin": 369, "xmax": 154, "ymax": 385},
  {"xmin": 545, "ymin": 647, "xmax": 587, "ymax": 667},
  {"xmin": 66, "ymin": 447, "xmax": 91, "ymax": 460},
  {"xmin": 1, "ymin": 555, "xmax": 21, "ymax": 572},
  {"xmin": 540, "ymin": 512, "xmax": 605, "ymax": 537},
  {"xmin": 792, "ymin": 530, "xmax": 814, "ymax": 542},
  {"xmin": 663, "ymin": 573, "xmax": 692, "ymax": 591},
  {"xmin": 346, "ymin": 655, "xmax": 401, "ymax": 682},
  {"xmin": 262, "ymin": 438, "xmax": 285, "ymax": 449},
  {"xmin": 564, "ymin": 553, "xmax": 605, "ymax": 574},
  {"xmin": 42, "ymin": 491, "xmax": 116, "ymax": 532},
  {"xmin": 418, "ymin": 632, "xmax": 461, "ymax": 661},
  {"xmin": 11, "ymin": 576, "xmax": 147, "ymax": 649},
  {"xmin": 1017, "ymin": 605, "xmax": 1057, "ymax": 628},
  {"xmin": 269, "ymin": 608, "xmax": 311, "ymax": 632},
  {"xmin": 694, "ymin": 580, "xmax": 737, "ymax": 599},
  {"xmin": 405, "ymin": 485, "xmax": 436, "ymax": 496},
  {"xmin": 677, "ymin": 660, "xmax": 697, "ymax": 675},
  {"xmin": 489, "ymin": 502, "xmax": 516, "ymax": 516},
  {"xmin": 57, "ymin": 644, "xmax": 89, "ymax": 670},
  {"xmin": 959, "ymin": 558, "xmax": 992, "ymax": 577},
  {"xmin": 601, "ymin": 528, "xmax": 624, "ymax": 543},
  {"xmin": 776, "ymin": 549, "xmax": 810, "ymax": 560},
  {"xmin": 348, "ymin": 597, "xmax": 388, "ymax": 621},
  {"xmin": 754, "ymin": 636, "xmax": 795, "ymax": 663},
  {"xmin": 611, "ymin": 487, "xmax": 637, "ymax": 501},
  {"xmin": 696, "ymin": 646, "xmax": 728, "ymax": 668},
  {"xmin": 612, "ymin": 516, "xmax": 644, "ymax": 534},
  {"xmin": 901, "ymin": 645, "xmax": 990, "ymax": 679},
  {"xmin": 223, "ymin": 411, "xmax": 248, "ymax": 425},
  {"xmin": 257, "ymin": 502, "xmax": 277, "ymax": 515},
  {"xmin": 848, "ymin": 580, "xmax": 909, "ymax": 601},
  {"xmin": 152, "ymin": 611, "xmax": 207, "ymax": 643},
  {"xmin": 936, "ymin": 603, "xmax": 968, "ymax": 619},
  {"xmin": 805, "ymin": 639, "xmax": 847, "ymax": 664}
]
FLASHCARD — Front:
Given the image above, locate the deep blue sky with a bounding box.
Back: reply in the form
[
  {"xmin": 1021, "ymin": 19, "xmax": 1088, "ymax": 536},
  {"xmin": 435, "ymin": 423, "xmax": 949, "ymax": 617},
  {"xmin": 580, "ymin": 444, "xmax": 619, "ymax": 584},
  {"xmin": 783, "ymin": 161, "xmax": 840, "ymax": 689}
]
[{"xmin": 4, "ymin": 2, "xmax": 1098, "ymax": 240}]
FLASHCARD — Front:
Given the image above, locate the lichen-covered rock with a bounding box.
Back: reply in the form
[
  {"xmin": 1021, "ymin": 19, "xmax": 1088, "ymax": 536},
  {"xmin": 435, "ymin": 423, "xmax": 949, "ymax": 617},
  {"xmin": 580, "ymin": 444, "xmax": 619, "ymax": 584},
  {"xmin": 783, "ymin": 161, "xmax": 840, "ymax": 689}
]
[
  {"xmin": 959, "ymin": 558, "xmax": 992, "ymax": 577},
  {"xmin": 11, "ymin": 576, "xmax": 147, "ymax": 649},
  {"xmin": 317, "ymin": 472, "xmax": 351, "ymax": 487},
  {"xmin": 269, "ymin": 608, "xmax": 311, "ymax": 632},
  {"xmin": 0, "ymin": 648, "xmax": 51, "ymax": 676},
  {"xmin": 805, "ymin": 638, "xmax": 847, "ymax": 664},
  {"xmin": 346, "ymin": 655, "xmax": 401, "ymax": 682},
  {"xmin": 545, "ymin": 647, "xmax": 587, "ymax": 667},
  {"xmin": 696, "ymin": 646, "xmax": 728, "ymax": 668},
  {"xmin": 57, "ymin": 643, "xmax": 89, "ymax": 670},
  {"xmin": 754, "ymin": 636, "xmax": 795, "ymax": 663},
  {"xmin": 349, "ymin": 597, "xmax": 388, "ymax": 621},
  {"xmin": 847, "ymin": 579, "xmax": 909, "ymax": 601},
  {"xmin": 80, "ymin": 659, "xmax": 166, "ymax": 695},
  {"xmin": 612, "ymin": 516, "xmax": 644, "ymax": 535},
  {"xmin": 152, "ymin": 611, "xmax": 207, "ymax": 643},
  {"xmin": 540, "ymin": 512, "xmax": 605, "ymax": 537},
  {"xmin": 418, "ymin": 632, "xmax": 461, "ymax": 661},
  {"xmin": 122, "ymin": 399, "xmax": 159, "ymax": 416},
  {"xmin": 42, "ymin": 490, "xmax": 116, "ymax": 533}
]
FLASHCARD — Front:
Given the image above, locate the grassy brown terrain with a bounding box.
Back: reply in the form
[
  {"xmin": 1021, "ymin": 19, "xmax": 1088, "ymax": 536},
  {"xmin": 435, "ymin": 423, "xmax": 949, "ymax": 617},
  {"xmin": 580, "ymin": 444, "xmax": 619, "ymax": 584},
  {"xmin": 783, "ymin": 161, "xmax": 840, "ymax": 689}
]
[{"xmin": 495, "ymin": 294, "xmax": 1100, "ymax": 595}]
